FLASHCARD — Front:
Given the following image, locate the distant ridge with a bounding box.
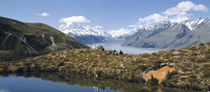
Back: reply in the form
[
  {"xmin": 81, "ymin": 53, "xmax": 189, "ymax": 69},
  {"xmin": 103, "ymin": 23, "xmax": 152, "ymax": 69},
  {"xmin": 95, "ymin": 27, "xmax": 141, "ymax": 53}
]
[{"xmin": 123, "ymin": 17, "xmax": 210, "ymax": 48}]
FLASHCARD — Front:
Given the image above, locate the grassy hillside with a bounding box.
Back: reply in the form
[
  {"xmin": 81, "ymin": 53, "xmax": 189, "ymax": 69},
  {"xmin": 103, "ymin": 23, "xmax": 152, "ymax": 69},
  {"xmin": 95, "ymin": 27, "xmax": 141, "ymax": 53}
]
[
  {"xmin": 0, "ymin": 42, "xmax": 209, "ymax": 90},
  {"xmin": 0, "ymin": 16, "xmax": 88, "ymax": 61}
]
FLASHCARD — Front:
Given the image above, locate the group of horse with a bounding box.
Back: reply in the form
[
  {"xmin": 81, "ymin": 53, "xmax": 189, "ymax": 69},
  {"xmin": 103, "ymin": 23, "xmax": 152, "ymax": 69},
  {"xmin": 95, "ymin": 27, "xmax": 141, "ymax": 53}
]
[
  {"xmin": 108, "ymin": 50, "xmax": 123, "ymax": 55},
  {"xmin": 95, "ymin": 45, "xmax": 123, "ymax": 55}
]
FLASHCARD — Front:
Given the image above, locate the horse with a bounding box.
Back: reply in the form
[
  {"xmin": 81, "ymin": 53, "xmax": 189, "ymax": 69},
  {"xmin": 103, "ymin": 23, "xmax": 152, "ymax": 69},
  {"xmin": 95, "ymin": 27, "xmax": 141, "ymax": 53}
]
[{"xmin": 119, "ymin": 50, "xmax": 123, "ymax": 55}]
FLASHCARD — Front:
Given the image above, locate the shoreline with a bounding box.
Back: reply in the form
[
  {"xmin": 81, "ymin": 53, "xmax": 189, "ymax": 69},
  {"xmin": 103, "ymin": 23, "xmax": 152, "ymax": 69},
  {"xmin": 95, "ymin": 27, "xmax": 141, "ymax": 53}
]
[{"xmin": 0, "ymin": 72, "xmax": 202, "ymax": 92}]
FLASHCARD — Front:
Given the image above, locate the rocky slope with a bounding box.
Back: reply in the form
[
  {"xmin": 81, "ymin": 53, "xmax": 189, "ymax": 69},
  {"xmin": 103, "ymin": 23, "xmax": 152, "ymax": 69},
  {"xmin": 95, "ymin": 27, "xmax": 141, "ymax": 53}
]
[
  {"xmin": 123, "ymin": 18, "xmax": 210, "ymax": 48},
  {"xmin": 0, "ymin": 16, "xmax": 88, "ymax": 61},
  {"xmin": 0, "ymin": 42, "xmax": 209, "ymax": 90}
]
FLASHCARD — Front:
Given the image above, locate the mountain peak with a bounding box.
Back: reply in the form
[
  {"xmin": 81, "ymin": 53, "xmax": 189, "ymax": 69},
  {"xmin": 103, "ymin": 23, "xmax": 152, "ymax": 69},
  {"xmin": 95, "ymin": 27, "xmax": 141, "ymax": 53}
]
[
  {"xmin": 123, "ymin": 17, "xmax": 210, "ymax": 49},
  {"xmin": 59, "ymin": 24, "xmax": 109, "ymax": 37},
  {"xmin": 184, "ymin": 17, "xmax": 209, "ymax": 30},
  {"xmin": 59, "ymin": 24, "xmax": 138, "ymax": 39},
  {"xmin": 138, "ymin": 17, "xmax": 210, "ymax": 31}
]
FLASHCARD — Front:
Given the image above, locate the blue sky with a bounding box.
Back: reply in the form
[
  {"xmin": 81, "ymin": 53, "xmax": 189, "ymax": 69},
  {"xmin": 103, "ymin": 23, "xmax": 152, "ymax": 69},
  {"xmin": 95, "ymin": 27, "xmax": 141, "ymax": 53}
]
[{"xmin": 0, "ymin": 0, "xmax": 209, "ymax": 29}]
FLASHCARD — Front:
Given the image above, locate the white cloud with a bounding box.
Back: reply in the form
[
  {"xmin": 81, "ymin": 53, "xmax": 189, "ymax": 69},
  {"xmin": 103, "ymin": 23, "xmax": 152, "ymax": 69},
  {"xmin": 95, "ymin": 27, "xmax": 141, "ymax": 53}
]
[
  {"xmin": 193, "ymin": 4, "xmax": 208, "ymax": 11},
  {"xmin": 163, "ymin": 1, "xmax": 207, "ymax": 16},
  {"xmin": 59, "ymin": 16, "xmax": 90, "ymax": 27},
  {"xmin": 169, "ymin": 15, "xmax": 190, "ymax": 23},
  {"xmin": 138, "ymin": 13, "xmax": 168, "ymax": 25},
  {"xmin": 131, "ymin": 1, "xmax": 208, "ymax": 27},
  {"xmin": 37, "ymin": 12, "xmax": 49, "ymax": 17}
]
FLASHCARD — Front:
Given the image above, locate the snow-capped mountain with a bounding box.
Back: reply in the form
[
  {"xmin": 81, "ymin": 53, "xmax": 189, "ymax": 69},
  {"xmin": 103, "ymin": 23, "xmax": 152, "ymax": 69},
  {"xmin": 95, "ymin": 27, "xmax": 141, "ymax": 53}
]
[
  {"xmin": 123, "ymin": 17, "xmax": 210, "ymax": 48},
  {"xmin": 135, "ymin": 17, "xmax": 210, "ymax": 31},
  {"xmin": 184, "ymin": 17, "xmax": 210, "ymax": 30},
  {"xmin": 60, "ymin": 24, "xmax": 109, "ymax": 37},
  {"xmin": 108, "ymin": 28, "xmax": 138, "ymax": 38},
  {"xmin": 59, "ymin": 17, "xmax": 209, "ymax": 45},
  {"xmin": 59, "ymin": 24, "xmax": 138, "ymax": 44},
  {"xmin": 60, "ymin": 24, "xmax": 137, "ymax": 38}
]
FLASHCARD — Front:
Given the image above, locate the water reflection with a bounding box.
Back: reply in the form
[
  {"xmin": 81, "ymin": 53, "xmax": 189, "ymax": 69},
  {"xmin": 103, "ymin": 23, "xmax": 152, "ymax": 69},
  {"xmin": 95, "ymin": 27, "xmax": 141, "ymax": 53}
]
[{"xmin": 0, "ymin": 73, "xmax": 200, "ymax": 92}]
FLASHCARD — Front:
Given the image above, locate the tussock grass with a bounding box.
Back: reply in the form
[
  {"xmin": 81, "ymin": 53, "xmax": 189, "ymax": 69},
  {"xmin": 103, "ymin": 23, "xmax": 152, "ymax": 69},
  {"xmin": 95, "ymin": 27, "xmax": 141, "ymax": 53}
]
[{"xmin": 0, "ymin": 42, "xmax": 210, "ymax": 90}]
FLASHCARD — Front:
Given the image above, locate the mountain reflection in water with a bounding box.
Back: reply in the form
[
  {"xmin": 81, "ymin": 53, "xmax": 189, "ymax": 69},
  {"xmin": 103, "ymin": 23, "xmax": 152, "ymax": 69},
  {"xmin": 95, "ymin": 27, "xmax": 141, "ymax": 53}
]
[{"xmin": 0, "ymin": 73, "xmax": 200, "ymax": 92}]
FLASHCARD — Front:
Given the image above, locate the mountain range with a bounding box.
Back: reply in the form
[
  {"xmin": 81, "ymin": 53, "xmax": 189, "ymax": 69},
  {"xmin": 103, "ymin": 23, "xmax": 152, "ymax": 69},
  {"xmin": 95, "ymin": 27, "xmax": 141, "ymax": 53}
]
[
  {"xmin": 0, "ymin": 16, "xmax": 88, "ymax": 61},
  {"xmin": 60, "ymin": 17, "xmax": 210, "ymax": 48},
  {"xmin": 123, "ymin": 17, "xmax": 210, "ymax": 48},
  {"xmin": 59, "ymin": 24, "xmax": 137, "ymax": 44}
]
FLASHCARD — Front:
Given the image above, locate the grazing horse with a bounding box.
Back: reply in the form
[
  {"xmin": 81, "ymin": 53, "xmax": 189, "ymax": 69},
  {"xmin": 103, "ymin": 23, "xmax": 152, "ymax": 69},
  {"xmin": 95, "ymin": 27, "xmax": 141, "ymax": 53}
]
[
  {"xmin": 119, "ymin": 50, "xmax": 123, "ymax": 55},
  {"xmin": 108, "ymin": 50, "xmax": 124, "ymax": 55}
]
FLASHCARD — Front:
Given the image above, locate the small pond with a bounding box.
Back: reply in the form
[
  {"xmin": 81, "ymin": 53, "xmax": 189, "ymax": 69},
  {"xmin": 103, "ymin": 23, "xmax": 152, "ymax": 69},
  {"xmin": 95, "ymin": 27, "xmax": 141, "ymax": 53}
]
[{"xmin": 0, "ymin": 73, "xmax": 200, "ymax": 92}]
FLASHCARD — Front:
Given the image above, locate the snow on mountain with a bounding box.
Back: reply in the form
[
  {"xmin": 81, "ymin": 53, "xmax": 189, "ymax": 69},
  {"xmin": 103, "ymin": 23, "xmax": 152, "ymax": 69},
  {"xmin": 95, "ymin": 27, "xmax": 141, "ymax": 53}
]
[
  {"xmin": 184, "ymin": 17, "xmax": 209, "ymax": 30},
  {"xmin": 108, "ymin": 28, "xmax": 138, "ymax": 38},
  {"xmin": 59, "ymin": 17, "xmax": 209, "ymax": 43},
  {"xmin": 60, "ymin": 24, "xmax": 109, "ymax": 37},
  {"xmin": 133, "ymin": 17, "xmax": 210, "ymax": 31},
  {"xmin": 59, "ymin": 24, "xmax": 137, "ymax": 38},
  {"xmin": 123, "ymin": 17, "xmax": 210, "ymax": 49}
]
